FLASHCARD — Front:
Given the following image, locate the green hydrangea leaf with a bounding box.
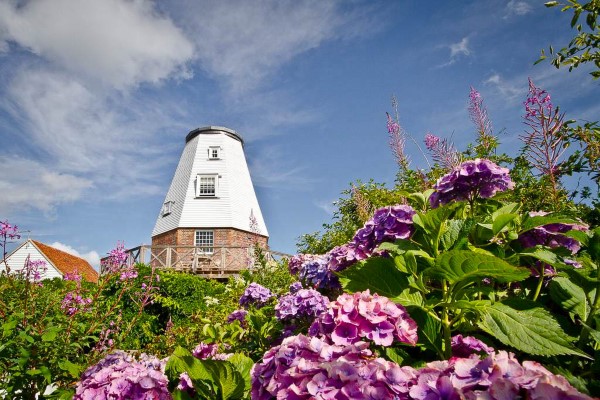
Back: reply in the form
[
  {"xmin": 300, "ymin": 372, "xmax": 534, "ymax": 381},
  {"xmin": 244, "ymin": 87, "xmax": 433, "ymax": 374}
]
[
  {"xmin": 549, "ymin": 277, "xmax": 593, "ymax": 321},
  {"xmin": 492, "ymin": 213, "xmax": 519, "ymax": 235},
  {"xmin": 425, "ymin": 250, "xmax": 530, "ymax": 285},
  {"xmin": 338, "ymin": 257, "xmax": 409, "ymax": 298},
  {"xmin": 479, "ymin": 299, "xmax": 590, "ymax": 358},
  {"xmin": 227, "ymin": 353, "xmax": 254, "ymax": 393},
  {"xmin": 202, "ymin": 360, "xmax": 246, "ymax": 400}
]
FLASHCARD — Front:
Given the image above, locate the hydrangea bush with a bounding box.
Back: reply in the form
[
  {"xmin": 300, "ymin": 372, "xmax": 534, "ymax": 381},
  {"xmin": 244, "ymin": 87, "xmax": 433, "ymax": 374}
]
[{"xmin": 74, "ymin": 351, "xmax": 170, "ymax": 400}]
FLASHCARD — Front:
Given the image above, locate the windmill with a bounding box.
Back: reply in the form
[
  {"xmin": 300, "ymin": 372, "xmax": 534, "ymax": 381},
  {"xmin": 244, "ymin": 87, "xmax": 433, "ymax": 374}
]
[{"xmin": 150, "ymin": 126, "xmax": 268, "ymax": 275}]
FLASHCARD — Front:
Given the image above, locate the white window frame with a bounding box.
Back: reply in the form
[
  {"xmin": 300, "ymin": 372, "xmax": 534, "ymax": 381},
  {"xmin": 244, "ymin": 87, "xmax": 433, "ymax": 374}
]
[
  {"xmin": 162, "ymin": 200, "xmax": 174, "ymax": 216},
  {"xmin": 196, "ymin": 174, "xmax": 218, "ymax": 197},
  {"xmin": 208, "ymin": 146, "xmax": 221, "ymax": 160},
  {"xmin": 195, "ymin": 230, "xmax": 214, "ymax": 254}
]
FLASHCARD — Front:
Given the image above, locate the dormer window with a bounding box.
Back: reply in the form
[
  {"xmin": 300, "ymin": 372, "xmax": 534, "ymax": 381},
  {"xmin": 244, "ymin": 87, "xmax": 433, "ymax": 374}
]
[
  {"xmin": 196, "ymin": 174, "xmax": 218, "ymax": 197},
  {"xmin": 162, "ymin": 201, "xmax": 174, "ymax": 216},
  {"xmin": 208, "ymin": 146, "xmax": 221, "ymax": 160}
]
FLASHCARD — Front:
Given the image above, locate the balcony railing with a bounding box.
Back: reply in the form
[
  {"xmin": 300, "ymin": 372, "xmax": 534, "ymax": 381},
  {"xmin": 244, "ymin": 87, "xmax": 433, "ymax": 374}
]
[{"xmin": 103, "ymin": 245, "xmax": 291, "ymax": 279}]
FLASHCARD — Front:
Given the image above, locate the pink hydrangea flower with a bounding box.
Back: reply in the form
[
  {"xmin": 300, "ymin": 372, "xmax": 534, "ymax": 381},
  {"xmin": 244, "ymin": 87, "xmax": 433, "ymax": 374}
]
[{"xmin": 309, "ymin": 290, "xmax": 418, "ymax": 347}]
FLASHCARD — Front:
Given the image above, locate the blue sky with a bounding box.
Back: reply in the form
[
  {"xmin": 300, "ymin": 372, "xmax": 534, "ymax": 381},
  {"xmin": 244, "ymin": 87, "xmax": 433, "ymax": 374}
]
[{"xmin": 0, "ymin": 0, "xmax": 597, "ymax": 267}]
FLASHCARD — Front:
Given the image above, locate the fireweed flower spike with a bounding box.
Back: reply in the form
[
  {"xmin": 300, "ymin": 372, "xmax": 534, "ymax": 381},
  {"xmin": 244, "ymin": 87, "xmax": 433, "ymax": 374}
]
[
  {"xmin": 468, "ymin": 87, "xmax": 495, "ymax": 154},
  {"xmin": 429, "ymin": 158, "xmax": 515, "ymax": 208},
  {"xmin": 387, "ymin": 112, "xmax": 410, "ymax": 169},
  {"xmin": 423, "ymin": 132, "xmax": 461, "ymax": 171}
]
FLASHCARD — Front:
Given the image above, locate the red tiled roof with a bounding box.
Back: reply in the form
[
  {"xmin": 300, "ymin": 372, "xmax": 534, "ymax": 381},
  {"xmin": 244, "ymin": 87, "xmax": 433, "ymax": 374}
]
[{"xmin": 32, "ymin": 240, "xmax": 99, "ymax": 283}]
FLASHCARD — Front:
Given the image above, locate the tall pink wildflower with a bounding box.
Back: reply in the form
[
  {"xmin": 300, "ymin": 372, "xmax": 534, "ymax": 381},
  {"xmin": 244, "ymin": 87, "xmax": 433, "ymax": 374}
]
[
  {"xmin": 423, "ymin": 132, "xmax": 461, "ymax": 171},
  {"xmin": 386, "ymin": 112, "xmax": 409, "ymax": 169},
  {"xmin": 520, "ymin": 78, "xmax": 567, "ymax": 203},
  {"xmin": 468, "ymin": 87, "xmax": 495, "ymax": 155}
]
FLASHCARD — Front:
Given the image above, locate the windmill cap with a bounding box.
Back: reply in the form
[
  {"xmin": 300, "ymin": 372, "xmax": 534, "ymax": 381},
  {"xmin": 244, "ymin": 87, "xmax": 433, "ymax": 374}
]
[{"xmin": 186, "ymin": 126, "xmax": 244, "ymax": 145}]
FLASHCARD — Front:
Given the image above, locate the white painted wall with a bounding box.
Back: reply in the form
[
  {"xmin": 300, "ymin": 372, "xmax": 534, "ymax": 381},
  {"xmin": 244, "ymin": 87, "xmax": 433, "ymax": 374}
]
[
  {"xmin": 152, "ymin": 127, "xmax": 268, "ymax": 238},
  {"xmin": 0, "ymin": 241, "xmax": 62, "ymax": 279}
]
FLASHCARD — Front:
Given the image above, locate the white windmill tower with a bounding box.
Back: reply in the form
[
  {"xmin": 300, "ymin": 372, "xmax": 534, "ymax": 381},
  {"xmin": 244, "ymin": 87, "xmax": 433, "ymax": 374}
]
[{"xmin": 151, "ymin": 126, "xmax": 268, "ymax": 275}]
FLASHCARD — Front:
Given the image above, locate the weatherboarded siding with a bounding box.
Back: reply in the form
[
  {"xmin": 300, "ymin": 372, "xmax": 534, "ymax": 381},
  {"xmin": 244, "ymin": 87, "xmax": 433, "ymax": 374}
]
[
  {"xmin": 152, "ymin": 129, "xmax": 268, "ymax": 240},
  {"xmin": 0, "ymin": 242, "xmax": 62, "ymax": 279}
]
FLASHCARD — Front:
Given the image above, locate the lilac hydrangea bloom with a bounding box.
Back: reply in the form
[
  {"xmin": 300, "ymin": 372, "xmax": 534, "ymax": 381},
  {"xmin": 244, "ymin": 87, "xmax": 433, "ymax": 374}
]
[
  {"xmin": 326, "ymin": 242, "xmax": 368, "ymax": 272},
  {"xmin": 74, "ymin": 351, "xmax": 171, "ymax": 400},
  {"xmin": 409, "ymin": 351, "xmax": 592, "ymax": 400},
  {"xmin": 429, "ymin": 159, "xmax": 515, "ymax": 208},
  {"xmin": 192, "ymin": 342, "xmax": 218, "ymax": 360},
  {"xmin": 352, "ymin": 205, "xmax": 416, "ymax": 257},
  {"xmin": 239, "ymin": 283, "xmax": 274, "ymax": 308},
  {"xmin": 289, "ymin": 281, "xmax": 303, "ymax": 293},
  {"xmin": 251, "ymin": 334, "xmax": 417, "ymax": 400},
  {"xmin": 288, "ymin": 254, "xmax": 320, "ymax": 275},
  {"xmin": 451, "ymin": 334, "xmax": 494, "ymax": 358},
  {"xmin": 309, "ymin": 290, "xmax": 418, "ymax": 347},
  {"xmin": 227, "ymin": 309, "xmax": 248, "ymax": 324},
  {"xmin": 297, "ymin": 254, "xmax": 341, "ymax": 290},
  {"xmin": 519, "ymin": 211, "xmax": 588, "ymax": 255},
  {"xmin": 275, "ymin": 288, "xmax": 329, "ymax": 321}
]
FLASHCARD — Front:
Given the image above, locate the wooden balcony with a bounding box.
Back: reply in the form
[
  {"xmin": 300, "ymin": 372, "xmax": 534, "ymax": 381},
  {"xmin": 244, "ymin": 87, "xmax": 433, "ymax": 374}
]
[{"xmin": 106, "ymin": 245, "xmax": 290, "ymax": 279}]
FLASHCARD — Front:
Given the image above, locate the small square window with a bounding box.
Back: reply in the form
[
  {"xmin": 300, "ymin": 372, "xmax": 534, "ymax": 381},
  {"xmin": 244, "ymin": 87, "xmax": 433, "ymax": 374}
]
[
  {"xmin": 196, "ymin": 174, "xmax": 218, "ymax": 197},
  {"xmin": 195, "ymin": 230, "xmax": 214, "ymax": 254},
  {"xmin": 162, "ymin": 201, "xmax": 174, "ymax": 216},
  {"xmin": 208, "ymin": 146, "xmax": 220, "ymax": 160}
]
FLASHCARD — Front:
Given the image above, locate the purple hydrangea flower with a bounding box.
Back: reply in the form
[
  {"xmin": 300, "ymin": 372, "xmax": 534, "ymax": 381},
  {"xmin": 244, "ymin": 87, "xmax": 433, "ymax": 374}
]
[
  {"xmin": 275, "ymin": 288, "xmax": 329, "ymax": 321},
  {"xmin": 74, "ymin": 351, "xmax": 170, "ymax": 400},
  {"xmin": 192, "ymin": 342, "xmax": 218, "ymax": 360},
  {"xmin": 409, "ymin": 351, "xmax": 592, "ymax": 400},
  {"xmin": 288, "ymin": 254, "xmax": 320, "ymax": 275},
  {"xmin": 352, "ymin": 204, "xmax": 416, "ymax": 258},
  {"xmin": 326, "ymin": 242, "xmax": 368, "ymax": 272},
  {"xmin": 519, "ymin": 211, "xmax": 588, "ymax": 255},
  {"xmin": 289, "ymin": 281, "xmax": 303, "ymax": 293},
  {"xmin": 227, "ymin": 309, "xmax": 248, "ymax": 324},
  {"xmin": 309, "ymin": 290, "xmax": 418, "ymax": 347},
  {"xmin": 251, "ymin": 334, "xmax": 417, "ymax": 400},
  {"xmin": 239, "ymin": 283, "xmax": 274, "ymax": 308},
  {"xmin": 451, "ymin": 334, "xmax": 494, "ymax": 358},
  {"xmin": 297, "ymin": 254, "xmax": 340, "ymax": 290},
  {"xmin": 429, "ymin": 158, "xmax": 515, "ymax": 208}
]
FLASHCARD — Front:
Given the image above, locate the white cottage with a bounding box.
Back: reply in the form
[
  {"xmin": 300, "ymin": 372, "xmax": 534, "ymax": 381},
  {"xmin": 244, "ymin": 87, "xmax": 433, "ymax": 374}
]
[
  {"xmin": 0, "ymin": 239, "xmax": 98, "ymax": 283},
  {"xmin": 150, "ymin": 126, "xmax": 269, "ymax": 274}
]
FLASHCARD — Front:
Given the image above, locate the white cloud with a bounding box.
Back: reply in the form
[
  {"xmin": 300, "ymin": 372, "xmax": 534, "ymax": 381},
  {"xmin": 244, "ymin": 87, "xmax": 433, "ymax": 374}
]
[
  {"xmin": 0, "ymin": 0, "xmax": 194, "ymax": 88},
  {"xmin": 172, "ymin": 0, "xmax": 370, "ymax": 94},
  {"xmin": 0, "ymin": 67, "xmax": 187, "ymax": 212},
  {"xmin": 450, "ymin": 37, "xmax": 471, "ymax": 58},
  {"xmin": 435, "ymin": 37, "xmax": 472, "ymax": 68},
  {"xmin": 50, "ymin": 241, "xmax": 101, "ymax": 269},
  {"xmin": 0, "ymin": 156, "xmax": 92, "ymax": 215},
  {"xmin": 484, "ymin": 73, "xmax": 522, "ymax": 100},
  {"xmin": 505, "ymin": 1, "xmax": 533, "ymax": 17}
]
